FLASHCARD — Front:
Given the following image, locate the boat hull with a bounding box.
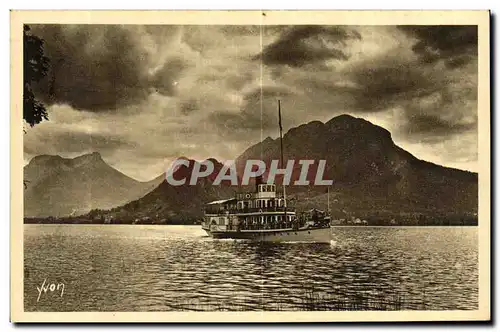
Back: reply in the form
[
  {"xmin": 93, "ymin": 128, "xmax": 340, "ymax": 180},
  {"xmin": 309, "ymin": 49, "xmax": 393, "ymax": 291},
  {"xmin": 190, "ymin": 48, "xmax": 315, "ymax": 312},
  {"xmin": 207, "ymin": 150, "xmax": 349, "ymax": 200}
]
[{"xmin": 204, "ymin": 226, "xmax": 332, "ymax": 243}]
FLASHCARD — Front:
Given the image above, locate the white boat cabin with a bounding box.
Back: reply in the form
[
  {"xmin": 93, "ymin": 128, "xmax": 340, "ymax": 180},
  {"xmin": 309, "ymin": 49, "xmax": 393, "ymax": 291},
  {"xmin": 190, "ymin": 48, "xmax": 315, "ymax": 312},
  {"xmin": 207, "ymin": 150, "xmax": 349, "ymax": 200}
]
[{"xmin": 203, "ymin": 184, "xmax": 296, "ymax": 232}]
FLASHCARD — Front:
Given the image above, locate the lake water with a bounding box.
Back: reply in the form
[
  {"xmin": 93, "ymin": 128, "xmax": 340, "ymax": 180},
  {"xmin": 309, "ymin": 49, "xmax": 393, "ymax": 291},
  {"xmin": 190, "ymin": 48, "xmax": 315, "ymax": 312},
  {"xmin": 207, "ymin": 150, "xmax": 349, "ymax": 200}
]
[{"xmin": 24, "ymin": 225, "xmax": 478, "ymax": 311}]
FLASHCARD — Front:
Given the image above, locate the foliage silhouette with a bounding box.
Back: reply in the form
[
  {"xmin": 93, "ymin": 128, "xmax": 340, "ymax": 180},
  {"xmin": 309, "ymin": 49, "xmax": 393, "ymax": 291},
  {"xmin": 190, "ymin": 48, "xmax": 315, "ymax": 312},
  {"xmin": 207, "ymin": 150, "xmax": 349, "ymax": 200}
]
[{"xmin": 23, "ymin": 25, "xmax": 50, "ymax": 127}]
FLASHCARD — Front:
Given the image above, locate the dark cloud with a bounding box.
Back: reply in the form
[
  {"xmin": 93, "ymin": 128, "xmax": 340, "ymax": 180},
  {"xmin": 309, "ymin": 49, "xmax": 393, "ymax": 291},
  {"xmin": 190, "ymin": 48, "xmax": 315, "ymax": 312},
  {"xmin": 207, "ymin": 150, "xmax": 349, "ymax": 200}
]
[
  {"xmin": 348, "ymin": 53, "xmax": 476, "ymax": 140},
  {"xmin": 305, "ymin": 48, "xmax": 477, "ymax": 141},
  {"xmin": 255, "ymin": 26, "xmax": 361, "ymax": 67},
  {"xmin": 398, "ymin": 26, "xmax": 477, "ymax": 68},
  {"xmin": 149, "ymin": 57, "xmax": 188, "ymax": 96},
  {"xmin": 405, "ymin": 114, "xmax": 476, "ymax": 137},
  {"xmin": 348, "ymin": 55, "xmax": 440, "ymax": 112},
  {"xmin": 23, "ymin": 25, "xmax": 478, "ymax": 175},
  {"xmin": 401, "ymin": 86, "xmax": 477, "ymax": 142},
  {"xmin": 209, "ymin": 86, "xmax": 290, "ymax": 133},
  {"xmin": 30, "ymin": 25, "xmax": 187, "ymax": 112}
]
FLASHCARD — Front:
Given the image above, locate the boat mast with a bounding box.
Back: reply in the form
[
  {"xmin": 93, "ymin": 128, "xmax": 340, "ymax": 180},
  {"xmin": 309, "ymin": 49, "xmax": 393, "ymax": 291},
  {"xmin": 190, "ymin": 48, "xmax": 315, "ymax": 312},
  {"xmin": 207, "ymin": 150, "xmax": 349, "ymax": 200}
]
[
  {"xmin": 327, "ymin": 186, "xmax": 330, "ymax": 215},
  {"xmin": 278, "ymin": 100, "xmax": 287, "ymax": 222}
]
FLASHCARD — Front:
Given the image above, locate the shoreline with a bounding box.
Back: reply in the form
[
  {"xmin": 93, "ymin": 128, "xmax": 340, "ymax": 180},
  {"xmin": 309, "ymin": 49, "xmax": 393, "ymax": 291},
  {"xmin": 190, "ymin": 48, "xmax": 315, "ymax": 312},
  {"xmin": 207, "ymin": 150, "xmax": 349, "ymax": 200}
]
[{"xmin": 23, "ymin": 223, "xmax": 479, "ymax": 227}]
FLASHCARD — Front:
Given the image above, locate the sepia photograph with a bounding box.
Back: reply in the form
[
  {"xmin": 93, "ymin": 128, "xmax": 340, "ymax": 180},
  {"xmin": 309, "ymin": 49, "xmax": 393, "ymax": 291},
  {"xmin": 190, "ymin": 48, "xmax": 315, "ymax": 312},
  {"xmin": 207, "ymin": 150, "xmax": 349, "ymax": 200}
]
[{"xmin": 10, "ymin": 10, "xmax": 490, "ymax": 322}]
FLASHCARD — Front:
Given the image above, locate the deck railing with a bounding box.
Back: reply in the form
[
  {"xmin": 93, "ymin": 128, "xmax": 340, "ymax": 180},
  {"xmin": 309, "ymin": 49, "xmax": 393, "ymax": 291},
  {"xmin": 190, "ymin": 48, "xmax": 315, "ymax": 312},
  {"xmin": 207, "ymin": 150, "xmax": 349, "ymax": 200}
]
[{"xmin": 204, "ymin": 206, "xmax": 294, "ymax": 215}]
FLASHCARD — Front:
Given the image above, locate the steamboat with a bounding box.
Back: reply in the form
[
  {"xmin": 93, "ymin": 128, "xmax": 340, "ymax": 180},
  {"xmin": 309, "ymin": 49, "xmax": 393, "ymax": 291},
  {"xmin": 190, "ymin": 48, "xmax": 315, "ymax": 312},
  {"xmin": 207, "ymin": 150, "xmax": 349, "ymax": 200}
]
[
  {"xmin": 201, "ymin": 182, "xmax": 332, "ymax": 242},
  {"xmin": 201, "ymin": 100, "xmax": 332, "ymax": 242}
]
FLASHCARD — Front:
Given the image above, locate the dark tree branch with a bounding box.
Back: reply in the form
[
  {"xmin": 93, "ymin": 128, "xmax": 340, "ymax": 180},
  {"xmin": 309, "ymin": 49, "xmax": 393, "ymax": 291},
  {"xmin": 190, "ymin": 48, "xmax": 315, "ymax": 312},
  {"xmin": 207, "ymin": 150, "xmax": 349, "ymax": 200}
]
[{"xmin": 23, "ymin": 24, "xmax": 50, "ymax": 127}]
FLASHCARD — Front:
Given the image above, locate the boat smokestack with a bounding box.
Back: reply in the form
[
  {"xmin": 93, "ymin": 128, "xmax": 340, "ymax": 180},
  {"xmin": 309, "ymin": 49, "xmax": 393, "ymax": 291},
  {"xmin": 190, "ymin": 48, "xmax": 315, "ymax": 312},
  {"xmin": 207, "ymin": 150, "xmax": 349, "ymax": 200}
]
[{"xmin": 255, "ymin": 174, "xmax": 263, "ymax": 191}]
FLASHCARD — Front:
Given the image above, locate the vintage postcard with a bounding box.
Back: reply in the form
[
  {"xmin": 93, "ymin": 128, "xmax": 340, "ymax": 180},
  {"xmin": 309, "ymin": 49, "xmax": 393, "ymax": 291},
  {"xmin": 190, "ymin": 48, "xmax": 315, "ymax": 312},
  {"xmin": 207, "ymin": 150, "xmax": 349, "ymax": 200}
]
[{"xmin": 10, "ymin": 10, "xmax": 490, "ymax": 322}]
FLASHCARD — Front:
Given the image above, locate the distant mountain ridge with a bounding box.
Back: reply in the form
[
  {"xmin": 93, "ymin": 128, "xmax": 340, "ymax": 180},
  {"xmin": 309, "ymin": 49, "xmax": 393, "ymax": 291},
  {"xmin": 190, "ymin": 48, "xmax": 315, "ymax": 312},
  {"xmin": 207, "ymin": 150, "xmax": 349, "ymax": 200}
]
[
  {"xmin": 24, "ymin": 152, "xmax": 164, "ymax": 217},
  {"xmin": 235, "ymin": 114, "xmax": 477, "ymax": 214},
  {"xmin": 102, "ymin": 158, "xmax": 237, "ymax": 223},
  {"xmin": 98, "ymin": 114, "xmax": 477, "ymax": 223},
  {"xmin": 24, "ymin": 114, "xmax": 478, "ymax": 222}
]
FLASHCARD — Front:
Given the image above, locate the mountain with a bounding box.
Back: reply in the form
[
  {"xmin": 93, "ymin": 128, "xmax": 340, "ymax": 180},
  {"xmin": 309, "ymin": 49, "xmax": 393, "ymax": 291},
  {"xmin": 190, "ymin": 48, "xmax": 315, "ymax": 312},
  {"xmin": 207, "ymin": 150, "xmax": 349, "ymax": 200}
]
[
  {"xmin": 105, "ymin": 158, "xmax": 237, "ymax": 223},
  {"xmin": 235, "ymin": 114, "xmax": 478, "ymax": 216},
  {"xmin": 24, "ymin": 152, "xmax": 163, "ymax": 217},
  {"xmin": 25, "ymin": 114, "xmax": 477, "ymax": 223},
  {"xmin": 101, "ymin": 114, "xmax": 477, "ymax": 224}
]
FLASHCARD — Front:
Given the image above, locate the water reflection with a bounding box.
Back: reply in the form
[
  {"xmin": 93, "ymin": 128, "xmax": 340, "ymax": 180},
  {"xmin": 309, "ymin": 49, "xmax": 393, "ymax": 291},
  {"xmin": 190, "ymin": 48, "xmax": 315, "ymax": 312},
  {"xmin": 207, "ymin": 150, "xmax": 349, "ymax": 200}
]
[{"xmin": 24, "ymin": 225, "xmax": 478, "ymax": 311}]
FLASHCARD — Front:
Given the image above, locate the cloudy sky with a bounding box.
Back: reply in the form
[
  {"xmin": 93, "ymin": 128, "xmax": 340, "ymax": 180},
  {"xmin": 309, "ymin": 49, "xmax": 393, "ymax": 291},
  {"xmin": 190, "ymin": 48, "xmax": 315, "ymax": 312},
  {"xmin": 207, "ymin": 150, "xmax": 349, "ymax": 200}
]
[{"xmin": 24, "ymin": 24, "xmax": 478, "ymax": 181}]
